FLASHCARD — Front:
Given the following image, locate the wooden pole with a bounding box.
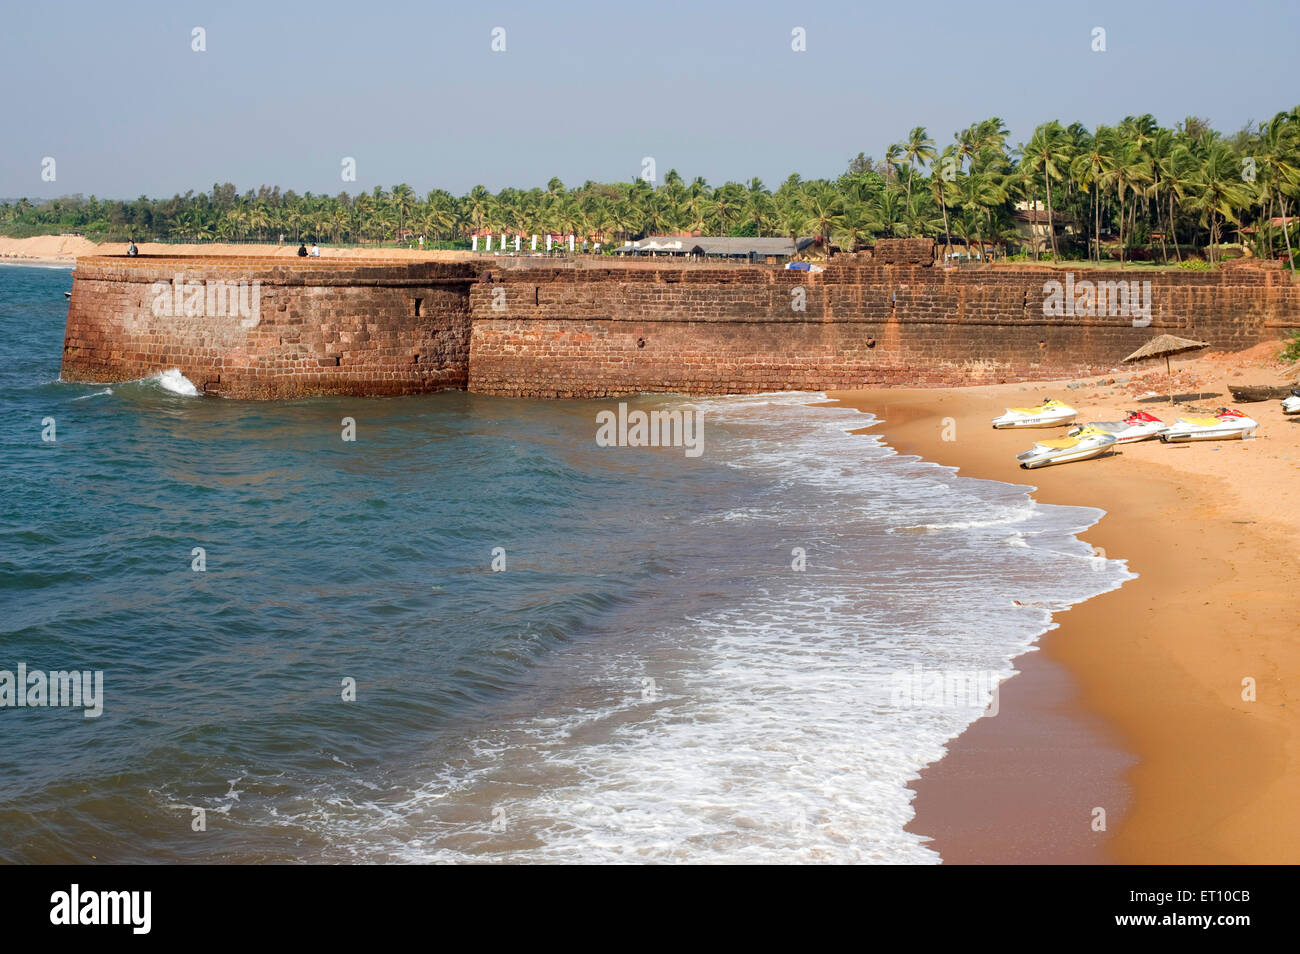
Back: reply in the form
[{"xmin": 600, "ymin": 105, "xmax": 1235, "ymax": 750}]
[{"xmin": 1167, "ymin": 354, "xmax": 1173, "ymax": 404}]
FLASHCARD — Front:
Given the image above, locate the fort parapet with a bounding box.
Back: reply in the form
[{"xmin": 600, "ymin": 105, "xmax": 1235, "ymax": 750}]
[
  {"xmin": 63, "ymin": 257, "xmax": 475, "ymax": 398},
  {"xmin": 61, "ymin": 245, "xmax": 1300, "ymax": 399}
]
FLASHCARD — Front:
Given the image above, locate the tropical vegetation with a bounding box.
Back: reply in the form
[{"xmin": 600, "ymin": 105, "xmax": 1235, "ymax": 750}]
[{"xmin": 4, "ymin": 108, "xmax": 1299, "ymax": 271}]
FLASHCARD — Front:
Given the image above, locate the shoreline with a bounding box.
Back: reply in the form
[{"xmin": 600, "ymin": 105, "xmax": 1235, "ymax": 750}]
[
  {"xmin": 0, "ymin": 258, "xmax": 74, "ymax": 267},
  {"xmin": 830, "ymin": 369, "xmax": 1300, "ymax": 863},
  {"xmin": 0, "ymin": 235, "xmax": 482, "ymax": 266}
]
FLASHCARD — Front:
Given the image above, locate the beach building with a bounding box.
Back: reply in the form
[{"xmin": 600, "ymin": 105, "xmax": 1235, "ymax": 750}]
[
  {"xmin": 1013, "ymin": 201, "xmax": 1069, "ymax": 254},
  {"xmin": 1239, "ymin": 215, "xmax": 1298, "ymax": 254},
  {"xmin": 611, "ymin": 235, "xmax": 816, "ymax": 264}
]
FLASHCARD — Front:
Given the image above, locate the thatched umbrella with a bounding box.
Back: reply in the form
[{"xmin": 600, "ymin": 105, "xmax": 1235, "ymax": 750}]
[{"xmin": 1122, "ymin": 334, "xmax": 1211, "ymax": 404}]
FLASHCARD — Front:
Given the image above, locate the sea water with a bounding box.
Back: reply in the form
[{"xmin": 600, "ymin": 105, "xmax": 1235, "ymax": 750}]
[{"xmin": 0, "ymin": 264, "xmax": 1131, "ymax": 863}]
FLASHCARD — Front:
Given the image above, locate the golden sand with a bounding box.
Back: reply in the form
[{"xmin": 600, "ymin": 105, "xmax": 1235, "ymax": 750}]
[
  {"xmin": 0, "ymin": 235, "xmax": 477, "ymax": 265},
  {"xmin": 831, "ymin": 346, "xmax": 1299, "ymax": 863}
]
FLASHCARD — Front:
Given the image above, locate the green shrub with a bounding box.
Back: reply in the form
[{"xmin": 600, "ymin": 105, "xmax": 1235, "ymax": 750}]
[
  {"xmin": 1177, "ymin": 259, "xmax": 1213, "ymax": 270},
  {"xmin": 1281, "ymin": 330, "xmax": 1300, "ymax": 363}
]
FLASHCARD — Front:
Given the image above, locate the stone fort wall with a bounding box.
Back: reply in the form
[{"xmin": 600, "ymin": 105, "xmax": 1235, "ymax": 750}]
[
  {"xmin": 61, "ymin": 246, "xmax": 1300, "ymax": 399},
  {"xmin": 63, "ymin": 257, "xmax": 476, "ymax": 398}
]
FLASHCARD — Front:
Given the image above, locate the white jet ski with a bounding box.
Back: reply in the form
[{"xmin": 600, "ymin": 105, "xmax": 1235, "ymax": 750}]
[
  {"xmin": 1282, "ymin": 389, "xmax": 1300, "ymax": 414},
  {"xmin": 1017, "ymin": 425, "xmax": 1118, "ymax": 469},
  {"xmin": 991, "ymin": 398, "xmax": 1078, "ymax": 429},
  {"xmin": 1159, "ymin": 407, "xmax": 1258, "ymax": 442},
  {"xmin": 1069, "ymin": 410, "xmax": 1168, "ymax": 444}
]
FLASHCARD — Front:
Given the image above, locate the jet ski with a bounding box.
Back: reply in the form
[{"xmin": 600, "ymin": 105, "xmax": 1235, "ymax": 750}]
[
  {"xmin": 1016, "ymin": 425, "xmax": 1118, "ymax": 469},
  {"xmin": 1282, "ymin": 389, "xmax": 1300, "ymax": 414},
  {"xmin": 1159, "ymin": 407, "xmax": 1258, "ymax": 442},
  {"xmin": 1069, "ymin": 410, "xmax": 1168, "ymax": 444},
  {"xmin": 991, "ymin": 398, "xmax": 1078, "ymax": 429}
]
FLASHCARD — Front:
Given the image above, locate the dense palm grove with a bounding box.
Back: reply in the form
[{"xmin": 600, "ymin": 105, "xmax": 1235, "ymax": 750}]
[{"xmin": 4, "ymin": 109, "xmax": 1299, "ymax": 268}]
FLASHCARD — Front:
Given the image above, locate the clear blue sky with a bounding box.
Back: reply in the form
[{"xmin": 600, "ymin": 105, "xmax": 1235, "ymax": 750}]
[{"xmin": 2, "ymin": 0, "xmax": 1297, "ymax": 199}]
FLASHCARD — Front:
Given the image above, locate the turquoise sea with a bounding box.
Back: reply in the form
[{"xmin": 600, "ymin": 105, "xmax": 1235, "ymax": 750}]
[{"xmin": 0, "ymin": 263, "xmax": 1130, "ymax": 862}]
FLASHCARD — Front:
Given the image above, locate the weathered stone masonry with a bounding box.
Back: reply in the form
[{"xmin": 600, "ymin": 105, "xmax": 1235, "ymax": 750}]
[
  {"xmin": 63, "ymin": 257, "xmax": 475, "ymax": 398},
  {"xmin": 61, "ymin": 249, "xmax": 1300, "ymax": 399}
]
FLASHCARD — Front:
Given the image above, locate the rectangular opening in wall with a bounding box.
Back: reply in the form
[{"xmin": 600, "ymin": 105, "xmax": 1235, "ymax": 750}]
[{"xmin": 414, "ymin": 297, "xmax": 423, "ymax": 317}]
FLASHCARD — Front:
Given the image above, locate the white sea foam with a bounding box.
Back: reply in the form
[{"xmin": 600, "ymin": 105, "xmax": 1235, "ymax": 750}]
[
  {"xmin": 266, "ymin": 391, "xmax": 1134, "ymax": 864},
  {"xmin": 891, "ymin": 501, "xmax": 1039, "ymax": 532},
  {"xmin": 150, "ymin": 368, "xmax": 200, "ymax": 396}
]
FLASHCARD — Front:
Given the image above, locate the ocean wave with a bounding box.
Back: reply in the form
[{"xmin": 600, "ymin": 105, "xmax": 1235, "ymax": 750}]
[
  {"xmin": 149, "ymin": 368, "xmax": 201, "ymax": 396},
  {"xmin": 891, "ymin": 501, "xmax": 1039, "ymax": 532},
  {"xmin": 56, "ymin": 368, "xmax": 202, "ymax": 398},
  {"xmin": 3, "ymin": 359, "xmax": 1137, "ymax": 864},
  {"xmin": 233, "ymin": 391, "xmax": 1134, "ymax": 864}
]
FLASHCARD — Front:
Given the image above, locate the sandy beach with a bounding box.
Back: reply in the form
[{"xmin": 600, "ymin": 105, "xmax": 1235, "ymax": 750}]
[
  {"xmin": 831, "ymin": 344, "xmax": 1300, "ymax": 863},
  {"xmin": 12, "ymin": 228, "xmax": 1297, "ymax": 863}
]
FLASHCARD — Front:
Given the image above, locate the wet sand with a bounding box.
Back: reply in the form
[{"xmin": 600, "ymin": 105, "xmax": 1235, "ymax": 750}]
[{"xmin": 830, "ymin": 368, "xmax": 1300, "ymax": 864}]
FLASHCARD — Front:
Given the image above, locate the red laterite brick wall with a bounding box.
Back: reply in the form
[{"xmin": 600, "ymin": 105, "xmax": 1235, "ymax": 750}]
[{"xmin": 61, "ymin": 245, "xmax": 1300, "ymax": 400}]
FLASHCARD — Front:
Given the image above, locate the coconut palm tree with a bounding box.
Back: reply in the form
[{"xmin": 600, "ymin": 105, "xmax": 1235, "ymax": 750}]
[
  {"xmin": 744, "ymin": 178, "xmax": 772, "ymax": 236},
  {"xmin": 389, "ymin": 184, "xmax": 416, "ymax": 240},
  {"xmin": 930, "ymin": 145, "xmax": 959, "ymax": 258},
  {"xmin": 876, "ymin": 187, "xmax": 909, "ymax": 238},
  {"xmin": 11, "ymin": 110, "xmax": 1300, "ymax": 262},
  {"xmin": 246, "ymin": 201, "xmax": 270, "ymax": 242},
  {"xmin": 708, "ymin": 182, "xmax": 745, "ymax": 234},
  {"xmin": 1145, "ymin": 128, "xmax": 1177, "ymax": 262},
  {"xmin": 1255, "ymin": 112, "xmax": 1300, "ymax": 272},
  {"xmin": 901, "ymin": 126, "xmax": 936, "ymax": 216},
  {"xmin": 1071, "ymin": 126, "xmax": 1110, "ymax": 261},
  {"xmin": 1101, "ymin": 139, "xmax": 1148, "ymax": 261},
  {"xmin": 1020, "ymin": 121, "xmax": 1071, "ymax": 259},
  {"xmin": 835, "ymin": 198, "xmax": 885, "ymax": 250},
  {"xmin": 885, "ymin": 142, "xmax": 904, "ymax": 184},
  {"xmin": 800, "ymin": 186, "xmax": 845, "ymax": 258},
  {"xmin": 1183, "ymin": 140, "xmax": 1253, "ymax": 262},
  {"xmin": 466, "ymin": 185, "xmax": 491, "ymax": 234},
  {"xmin": 953, "ymin": 167, "xmax": 1002, "ymax": 258}
]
